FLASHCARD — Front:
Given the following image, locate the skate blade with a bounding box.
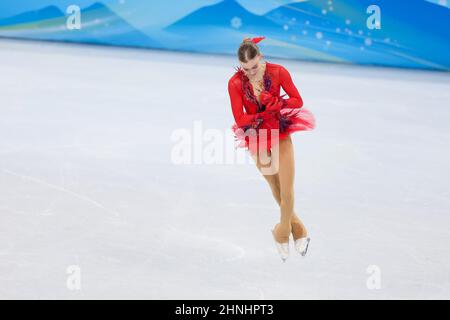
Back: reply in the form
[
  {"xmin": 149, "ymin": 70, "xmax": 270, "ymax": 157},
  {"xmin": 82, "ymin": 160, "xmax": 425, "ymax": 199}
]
[{"xmin": 300, "ymin": 237, "xmax": 311, "ymax": 256}]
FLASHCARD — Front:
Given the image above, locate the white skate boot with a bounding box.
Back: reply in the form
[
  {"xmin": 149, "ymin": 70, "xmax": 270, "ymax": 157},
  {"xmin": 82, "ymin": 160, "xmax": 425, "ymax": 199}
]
[
  {"xmin": 271, "ymin": 229, "xmax": 289, "ymax": 262},
  {"xmin": 294, "ymin": 237, "xmax": 310, "ymax": 256}
]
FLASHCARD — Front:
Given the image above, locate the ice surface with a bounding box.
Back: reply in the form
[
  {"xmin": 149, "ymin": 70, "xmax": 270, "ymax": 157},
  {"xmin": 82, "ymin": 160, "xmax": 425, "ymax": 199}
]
[{"xmin": 0, "ymin": 38, "xmax": 449, "ymax": 299}]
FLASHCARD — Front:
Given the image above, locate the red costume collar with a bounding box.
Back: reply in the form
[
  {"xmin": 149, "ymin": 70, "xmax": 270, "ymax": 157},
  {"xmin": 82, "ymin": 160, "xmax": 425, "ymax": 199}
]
[{"xmin": 234, "ymin": 62, "xmax": 272, "ymax": 111}]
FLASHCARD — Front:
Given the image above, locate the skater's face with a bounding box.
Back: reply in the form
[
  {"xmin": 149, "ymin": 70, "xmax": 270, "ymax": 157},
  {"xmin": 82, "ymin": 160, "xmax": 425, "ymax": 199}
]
[{"xmin": 240, "ymin": 54, "xmax": 263, "ymax": 78}]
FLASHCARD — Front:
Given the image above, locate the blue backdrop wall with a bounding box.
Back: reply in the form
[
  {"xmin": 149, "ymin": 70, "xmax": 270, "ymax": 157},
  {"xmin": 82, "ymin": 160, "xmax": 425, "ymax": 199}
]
[{"xmin": 0, "ymin": 0, "xmax": 449, "ymax": 70}]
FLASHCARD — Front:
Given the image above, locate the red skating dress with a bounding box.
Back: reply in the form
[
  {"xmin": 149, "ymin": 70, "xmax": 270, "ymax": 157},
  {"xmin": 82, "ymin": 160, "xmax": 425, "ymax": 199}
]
[{"xmin": 228, "ymin": 61, "xmax": 316, "ymax": 156}]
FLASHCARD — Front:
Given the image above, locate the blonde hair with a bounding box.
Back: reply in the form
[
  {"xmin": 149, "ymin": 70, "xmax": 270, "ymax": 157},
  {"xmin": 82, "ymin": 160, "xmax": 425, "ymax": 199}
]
[{"xmin": 238, "ymin": 37, "xmax": 261, "ymax": 63}]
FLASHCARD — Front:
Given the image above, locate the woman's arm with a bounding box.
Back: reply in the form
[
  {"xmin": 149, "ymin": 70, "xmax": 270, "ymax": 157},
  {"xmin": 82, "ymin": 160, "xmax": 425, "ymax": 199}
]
[
  {"xmin": 279, "ymin": 65, "xmax": 304, "ymax": 109},
  {"xmin": 228, "ymin": 79, "xmax": 263, "ymax": 128}
]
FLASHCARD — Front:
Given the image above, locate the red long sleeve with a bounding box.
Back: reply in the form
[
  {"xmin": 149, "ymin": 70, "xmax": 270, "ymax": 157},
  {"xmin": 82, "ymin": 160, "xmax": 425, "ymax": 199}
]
[
  {"xmin": 228, "ymin": 79, "xmax": 261, "ymax": 127},
  {"xmin": 279, "ymin": 66, "xmax": 303, "ymax": 109}
]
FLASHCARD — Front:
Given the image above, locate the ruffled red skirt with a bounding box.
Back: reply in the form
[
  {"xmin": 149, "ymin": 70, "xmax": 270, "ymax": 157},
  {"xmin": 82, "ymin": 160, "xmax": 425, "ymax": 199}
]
[{"xmin": 231, "ymin": 107, "xmax": 315, "ymax": 156}]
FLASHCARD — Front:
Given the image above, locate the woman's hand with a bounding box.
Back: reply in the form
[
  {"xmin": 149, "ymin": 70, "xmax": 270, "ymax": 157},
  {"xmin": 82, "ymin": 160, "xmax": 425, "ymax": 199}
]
[
  {"xmin": 266, "ymin": 96, "xmax": 283, "ymax": 112},
  {"xmin": 261, "ymin": 91, "xmax": 283, "ymax": 112},
  {"xmin": 260, "ymin": 90, "xmax": 273, "ymax": 105}
]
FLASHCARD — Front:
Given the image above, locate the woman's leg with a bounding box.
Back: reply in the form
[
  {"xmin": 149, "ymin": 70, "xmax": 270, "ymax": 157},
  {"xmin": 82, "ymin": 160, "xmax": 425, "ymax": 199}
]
[
  {"xmin": 263, "ymin": 176, "xmax": 308, "ymax": 241},
  {"xmin": 251, "ymin": 164, "xmax": 307, "ymax": 240},
  {"xmin": 271, "ymin": 135, "xmax": 295, "ymax": 243},
  {"xmin": 251, "ymin": 137, "xmax": 308, "ymax": 241}
]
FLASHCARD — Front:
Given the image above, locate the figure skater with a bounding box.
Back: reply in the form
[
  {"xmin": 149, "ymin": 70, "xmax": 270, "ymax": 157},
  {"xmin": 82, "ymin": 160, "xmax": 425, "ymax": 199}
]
[{"xmin": 227, "ymin": 36, "xmax": 316, "ymax": 262}]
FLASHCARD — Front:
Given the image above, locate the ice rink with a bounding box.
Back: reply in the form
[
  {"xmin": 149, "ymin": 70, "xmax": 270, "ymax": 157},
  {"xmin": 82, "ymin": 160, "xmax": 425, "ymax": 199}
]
[{"xmin": 1, "ymin": 38, "xmax": 449, "ymax": 299}]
